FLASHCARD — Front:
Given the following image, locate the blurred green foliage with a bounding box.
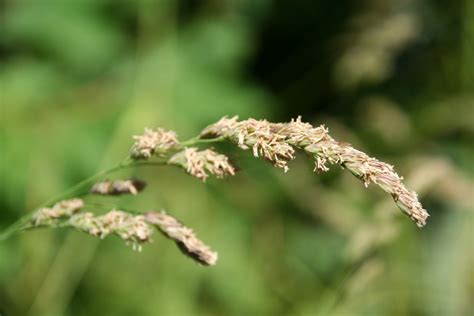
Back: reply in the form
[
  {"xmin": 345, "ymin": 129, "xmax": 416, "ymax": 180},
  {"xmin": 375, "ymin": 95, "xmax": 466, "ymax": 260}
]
[{"xmin": 0, "ymin": 0, "xmax": 473, "ymax": 315}]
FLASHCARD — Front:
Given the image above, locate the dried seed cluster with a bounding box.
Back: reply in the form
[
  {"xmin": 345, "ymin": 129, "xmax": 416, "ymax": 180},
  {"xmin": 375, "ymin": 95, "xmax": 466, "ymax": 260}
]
[
  {"xmin": 90, "ymin": 179, "xmax": 146, "ymax": 196},
  {"xmin": 33, "ymin": 198, "xmax": 84, "ymax": 225},
  {"xmin": 131, "ymin": 128, "xmax": 179, "ymax": 159},
  {"xmin": 169, "ymin": 147, "xmax": 236, "ymax": 182},
  {"xmin": 68, "ymin": 210, "xmax": 154, "ymax": 251},
  {"xmin": 145, "ymin": 211, "xmax": 218, "ymax": 266},
  {"xmin": 201, "ymin": 116, "xmax": 295, "ymax": 172},
  {"xmin": 201, "ymin": 116, "xmax": 429, "ymax": 227},
  {"xmin": 30, "ymin": 198, "xmax": 218, "ymax": 262}
]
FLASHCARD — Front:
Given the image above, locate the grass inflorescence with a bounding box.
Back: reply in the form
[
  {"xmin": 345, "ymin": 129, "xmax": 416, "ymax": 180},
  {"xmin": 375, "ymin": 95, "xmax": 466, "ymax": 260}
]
[{"xmin": 0, "ymin": 116, "xmax": 429, "ymax": 266}]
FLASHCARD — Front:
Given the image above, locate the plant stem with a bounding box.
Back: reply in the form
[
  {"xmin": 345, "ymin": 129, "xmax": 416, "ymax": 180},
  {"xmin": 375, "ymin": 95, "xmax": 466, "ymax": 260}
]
[{"xmin": 181, "ymin": 136, "xmax": 225, "ymax": 146}]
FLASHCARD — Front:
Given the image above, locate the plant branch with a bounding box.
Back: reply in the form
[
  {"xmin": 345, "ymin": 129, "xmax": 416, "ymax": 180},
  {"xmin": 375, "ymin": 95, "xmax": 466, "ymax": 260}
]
[
  {"xmin": 0, "ymin": 135, "xmax": 226, "ymax": 242},
  {"xmin": 0, "ymin": 159, "xmax": 132, "ymax": 241}
]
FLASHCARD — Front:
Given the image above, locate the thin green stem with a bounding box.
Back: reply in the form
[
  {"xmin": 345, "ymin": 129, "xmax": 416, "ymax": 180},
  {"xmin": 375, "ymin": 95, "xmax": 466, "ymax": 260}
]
[
  {"xmin": 132, "ymin": 161, "xmax": 169, "ymax": 168},
  {"xmin": 39, "ymin": 160, "xmax": 130, "ymax": 208},
  {"xmin": 181, "ymin": 136, "xmax": 226, "ymax": 146}
]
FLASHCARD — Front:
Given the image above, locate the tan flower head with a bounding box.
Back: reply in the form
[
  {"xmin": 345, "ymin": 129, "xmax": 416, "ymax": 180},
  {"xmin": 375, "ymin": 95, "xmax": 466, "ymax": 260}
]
[
  {"xmin": 33, "ymin": 198, "xmax": 84, "ymax": 226},
  {"xmin": 90, "ymin": 179, "xmax": 146, "ymax": 196},
  {"xmin": 169, "ymin": 147, "xmax": 236, "ymax": 182},
  {"xmin": 69, "ymin": 210, "xmax": 154, "ymax": 251},
  {"xmin": 202, "ymin": 116, "xmax": 295, "ymax": 172},
  {"xmin": 201, "ymin": 116, "xmax": 429, "ymax": 227},
  {"xmin": 131, "ymin": 128, "xmax": 180, "ymax": 159},
  {"xmin": 200, "ymin": 115, "xmax": 239, "ymax": 138},
  {"xmin": 288, "ymin": 122, "xmax": 429, "ymax": 227},
  {"xmin": 145, "ymin": 211, "xmax": 218, "ymax": 266}
]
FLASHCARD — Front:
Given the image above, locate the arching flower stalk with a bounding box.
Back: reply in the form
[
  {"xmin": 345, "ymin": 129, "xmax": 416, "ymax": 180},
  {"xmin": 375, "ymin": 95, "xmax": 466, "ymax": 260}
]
[
  {"xmin": 1, "ymin": 115, "xmax": 429, "ymax": 267},
  {"xmin": 200, "ymin": 116, "xmax": 429, "ymax": 227}
]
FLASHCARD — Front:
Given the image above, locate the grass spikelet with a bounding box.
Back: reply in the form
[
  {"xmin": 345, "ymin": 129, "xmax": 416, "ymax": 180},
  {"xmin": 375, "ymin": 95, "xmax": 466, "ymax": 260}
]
[
  {"xmin": 201, "ymin": 116, "xmax": 429, "ymax": 227},
  {"xmin": 145, "ymin": 211, "xmax": 218, "ymax": 266},
  {"xmin": 68, "ymin": 210, "xmax": 154, "ymax": 251},
  {"xmin": 90, "ymin": 179, "xmax": 147, "ymax": 196},
  {"xmin": 33, "ymin": 198, "xmax": 84, "ymax": 226},
  {"xmin": 131, "ymin": 128, "xmax": 180, "ymax": 159},
  {"xmin": 169, "ymin": 147, "xmax": 236, "ymax": 182}
]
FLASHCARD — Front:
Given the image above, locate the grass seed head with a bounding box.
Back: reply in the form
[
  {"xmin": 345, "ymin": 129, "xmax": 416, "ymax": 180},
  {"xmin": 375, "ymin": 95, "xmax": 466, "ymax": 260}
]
[
  {"xmin": 131, "ymin": 128, "xmax": 180, "ymax": 159},
  {"xmin": 145, "ymin": 211, "xmax": 218, "ymax": 266}
]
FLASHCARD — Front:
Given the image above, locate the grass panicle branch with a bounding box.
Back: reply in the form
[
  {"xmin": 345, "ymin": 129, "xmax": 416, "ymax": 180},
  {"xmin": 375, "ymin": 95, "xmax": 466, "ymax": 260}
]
[
  {"xmin": 200, "ymin": 116, "xmax": 429, "ymax": 227},
  {"xmin": 145, "ymin": 211, "xmax": 218, "ymax": 266},
  {"xmin": 65, "ymin": 209, "xmax": 154, "ymax": 251}
]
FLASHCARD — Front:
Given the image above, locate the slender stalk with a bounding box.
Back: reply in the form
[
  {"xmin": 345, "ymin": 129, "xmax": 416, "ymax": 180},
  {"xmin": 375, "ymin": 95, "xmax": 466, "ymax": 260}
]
[{"xmin": 181, "ymin": 136, "xmax": 225, "ymax": 146}]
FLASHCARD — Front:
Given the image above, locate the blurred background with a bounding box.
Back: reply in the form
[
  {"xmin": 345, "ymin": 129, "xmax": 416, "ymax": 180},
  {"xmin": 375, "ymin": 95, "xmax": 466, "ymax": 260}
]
[{"xmin": 0, "ymin": 0, "xmax": 473, "ymax": 315}]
